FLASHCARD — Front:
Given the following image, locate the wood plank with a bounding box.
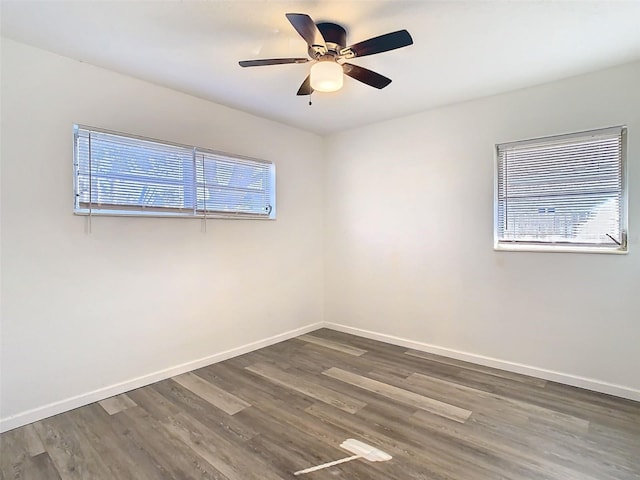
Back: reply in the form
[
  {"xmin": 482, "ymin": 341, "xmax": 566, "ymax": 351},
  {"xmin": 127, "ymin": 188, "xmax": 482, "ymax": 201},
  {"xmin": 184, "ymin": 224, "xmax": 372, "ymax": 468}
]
[
  {"xmin": 360, "ymin": 344, "xmax": 464, "ymax": 379},
  {"xmin": 323, "ymin": 367, "xmax": 472, "ymax": 423},
  {"xmin": 197, "ymin": 362, "xmax": 315, "ymax": 412},
  {"xmin": 405, "ymin": 349, "xmax": 548, "ymax": 387},
  {"xmin": 116, "ymin": 406, "xmax": 228, "ymax": 480},
  {"xmin": 409, "ymin": 409, "xmax": 606, "ymax": 480},
  {"xmin": 31, "ymin": 453, "xmax": 63, "ymax": 480},
  {"xmin": 68, "ymin": 404, "xmax": 162, "ymax": 480},
  {"xmin": 298, "ymin": 334, "xmax": 368, "ymax": 356},
  {"xmin": 22, "ymin": 424, "xmax": 46, "ymax": 457},
  {"xmin": 311, "ymin": 328, "xmax": 408, "ymax": 355},
  {"xmin": 453, "ymin": 368, "xmax": 639, "ymax": 432},
  {"xmin": 245, "ymin": 362, "xmax": 367, "ymax": 414},
  {"xmin": 127, "ymin": 391, "xmax": 284, "ymax": 480},
  {"xmin": 545, "ymin": 381, "xmax": 640, "ymax": 415},
  {"xmin": 405, "ymin": 372, "xmax": 590, "ymax": 433},
  {"xmin": 172, "ymin": 372, "xmax": 250, "ymax": 415},
  {"xmin": 98, "ymin": 393, "xmax": 137, "ymax": 415},
  {"xmin": 0, "ymin": 426, "xmax": 56, "ymax": 480},
  {"xmin": 33, "ymin": 415, "xmax": 115, "ymax": 479},
  {"xmin": 138, "ymin": 381, "xmax": 259, "ymax": 443}
]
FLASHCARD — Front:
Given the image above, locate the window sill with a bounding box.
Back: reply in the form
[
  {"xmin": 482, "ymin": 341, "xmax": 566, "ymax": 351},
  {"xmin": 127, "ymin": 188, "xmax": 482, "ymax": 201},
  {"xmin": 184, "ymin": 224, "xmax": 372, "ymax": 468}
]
[
  {"xmin": 73, "ymin": 211, "xmax": 276, "ymax": 220},
  {"xmin": 494, "ymin": 243, "xmax": 628, "ymax": 254}
]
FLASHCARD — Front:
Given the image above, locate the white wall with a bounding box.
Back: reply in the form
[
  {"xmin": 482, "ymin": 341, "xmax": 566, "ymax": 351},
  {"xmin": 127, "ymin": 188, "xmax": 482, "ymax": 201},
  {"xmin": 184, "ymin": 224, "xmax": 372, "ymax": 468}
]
[
  {"xmin": 0, "ymin": 39, "xmax": 324, "ymax": 428},
  {"xmin": 324, "ymin": 62, "xmax": 640, "ymax": 398}
]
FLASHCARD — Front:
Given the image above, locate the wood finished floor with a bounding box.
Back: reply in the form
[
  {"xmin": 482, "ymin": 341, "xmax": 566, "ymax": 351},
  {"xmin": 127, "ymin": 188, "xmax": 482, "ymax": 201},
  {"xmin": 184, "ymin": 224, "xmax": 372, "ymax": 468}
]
[{"xmin": 1, "ymin": 329, "xmax": 639, "ymax": 479}]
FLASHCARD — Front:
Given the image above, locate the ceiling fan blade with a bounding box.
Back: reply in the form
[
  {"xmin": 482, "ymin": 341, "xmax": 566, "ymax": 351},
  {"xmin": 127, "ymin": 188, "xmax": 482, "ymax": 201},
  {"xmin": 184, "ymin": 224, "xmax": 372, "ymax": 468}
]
[
  {"xmin": 239, "ymin": 58, "xmax": 309, "ymax": 67},
  {"xmin": 346, "ymin": 30, "xmax": 413, "ymax": 58},
  {"xmin": 296, "ymin": 75, "xmax": 314, "ymax": 96},
  {"xmin": 342, "ymin": 63, "xmax": 392, "ymax": 89},
  {"xmin": 286, "ymin": 13, "xmax": 326, "ymax": 47}
]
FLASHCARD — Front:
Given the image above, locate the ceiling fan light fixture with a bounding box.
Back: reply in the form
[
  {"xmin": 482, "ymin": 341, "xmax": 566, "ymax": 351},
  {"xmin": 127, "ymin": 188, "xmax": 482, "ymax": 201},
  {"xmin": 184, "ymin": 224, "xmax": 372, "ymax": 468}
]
[{"xmin": 310, "ymin": 61, "xmax": 343, "ymax": 92}]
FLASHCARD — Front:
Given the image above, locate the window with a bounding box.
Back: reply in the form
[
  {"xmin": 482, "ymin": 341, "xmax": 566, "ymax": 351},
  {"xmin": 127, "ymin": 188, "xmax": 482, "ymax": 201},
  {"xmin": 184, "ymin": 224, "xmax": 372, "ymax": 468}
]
[
  {"xmin": 495, "ymin": 126, "xmax": 627, "ymax": 253},
  {"xmin": 74, "ymin": 125, "xmax": 275, "ymax": 219}
]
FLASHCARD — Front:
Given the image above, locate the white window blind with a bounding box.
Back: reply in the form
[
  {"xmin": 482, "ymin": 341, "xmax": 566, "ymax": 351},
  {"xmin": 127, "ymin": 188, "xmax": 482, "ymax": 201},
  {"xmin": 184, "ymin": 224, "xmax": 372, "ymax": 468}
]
[
  {"xmin": 196, "ymin": 151, "xmax": 273, "ymax": 216},
  {"xmin": 74, "ymin": 125, "xmax": 275, "ymax": 219},
  {"xmin": 495, "ymin": 126, "xmax": 627, "ymax": 252}
]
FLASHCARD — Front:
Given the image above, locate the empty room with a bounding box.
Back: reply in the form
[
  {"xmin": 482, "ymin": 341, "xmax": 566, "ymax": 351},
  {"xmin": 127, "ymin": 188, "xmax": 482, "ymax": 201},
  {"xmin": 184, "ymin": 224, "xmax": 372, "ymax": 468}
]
[{"xmin": 1, "ymin": 1, "xmax": 639, "ymax": 479}]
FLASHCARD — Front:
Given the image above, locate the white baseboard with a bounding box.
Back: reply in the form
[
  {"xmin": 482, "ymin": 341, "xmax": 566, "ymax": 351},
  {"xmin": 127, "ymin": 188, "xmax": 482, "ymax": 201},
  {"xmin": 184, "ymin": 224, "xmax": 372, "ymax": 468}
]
[
  {"xmin": 324, "ymin": 322, "xmax": 640, "ymax": 402},
  {"xmin": 0, "ymin": 322, "xmax": 323, "ymax": 433}
]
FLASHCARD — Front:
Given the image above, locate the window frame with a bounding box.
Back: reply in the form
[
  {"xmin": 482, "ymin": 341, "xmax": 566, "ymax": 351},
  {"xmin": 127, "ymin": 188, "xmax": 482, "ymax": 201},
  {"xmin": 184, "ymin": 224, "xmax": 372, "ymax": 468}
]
[
  {"xmin": 493, "ymin": 126, "xmax": 628, "ymax": 254},
  {"xmin": 73, "ymin": 125, "xmax": 276, "ymax": 220}
]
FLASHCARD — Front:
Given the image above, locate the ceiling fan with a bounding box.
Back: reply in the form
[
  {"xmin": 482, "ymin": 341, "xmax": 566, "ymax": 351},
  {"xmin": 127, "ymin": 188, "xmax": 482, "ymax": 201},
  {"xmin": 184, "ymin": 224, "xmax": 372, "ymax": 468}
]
[{"xmin": 239, "ymin": 13, "xmax": 413, "ymax": 95}]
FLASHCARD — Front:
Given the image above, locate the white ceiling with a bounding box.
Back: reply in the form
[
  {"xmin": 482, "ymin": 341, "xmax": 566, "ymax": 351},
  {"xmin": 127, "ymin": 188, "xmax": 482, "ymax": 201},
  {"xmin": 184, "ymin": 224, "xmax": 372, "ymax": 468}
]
[{"xmin": 2, "ymin": 1, "xmax": 640, "ymax": 135}]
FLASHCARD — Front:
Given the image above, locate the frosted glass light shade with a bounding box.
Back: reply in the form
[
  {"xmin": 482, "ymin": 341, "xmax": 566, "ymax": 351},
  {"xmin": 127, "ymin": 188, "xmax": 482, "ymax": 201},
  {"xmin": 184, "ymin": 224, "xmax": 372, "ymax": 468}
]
[{"xmin": 310, "ymin": 61, "xmax": 343, "ymax": 92}]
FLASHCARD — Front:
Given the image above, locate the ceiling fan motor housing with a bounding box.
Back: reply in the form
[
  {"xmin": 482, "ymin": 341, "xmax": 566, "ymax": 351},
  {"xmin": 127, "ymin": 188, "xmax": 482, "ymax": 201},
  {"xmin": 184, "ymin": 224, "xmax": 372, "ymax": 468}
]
[{"xmin": 314, "ymin": 22, "xmax": 347, "ymax": 56}]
